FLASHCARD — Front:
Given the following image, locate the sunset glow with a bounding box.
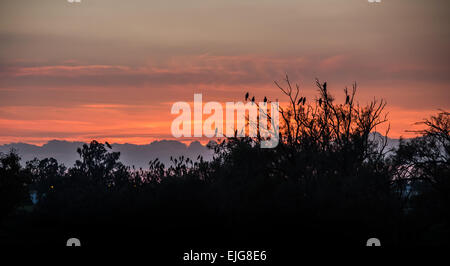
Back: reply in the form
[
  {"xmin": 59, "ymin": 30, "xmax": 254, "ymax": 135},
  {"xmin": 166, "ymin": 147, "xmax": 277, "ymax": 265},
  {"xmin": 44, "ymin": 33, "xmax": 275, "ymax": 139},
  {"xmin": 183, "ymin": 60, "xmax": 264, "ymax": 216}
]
[{"xmin": 1, "ymin": 0, "xmax": 449, "ymax": 145}]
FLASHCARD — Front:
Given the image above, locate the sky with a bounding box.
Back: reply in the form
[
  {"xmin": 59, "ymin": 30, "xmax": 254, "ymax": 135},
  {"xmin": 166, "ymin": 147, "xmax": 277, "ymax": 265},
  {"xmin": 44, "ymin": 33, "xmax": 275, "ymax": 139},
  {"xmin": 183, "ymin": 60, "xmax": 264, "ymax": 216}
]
[{"xmin": 0, "ymin": 0, "xmax": 449, "ymax": 145}]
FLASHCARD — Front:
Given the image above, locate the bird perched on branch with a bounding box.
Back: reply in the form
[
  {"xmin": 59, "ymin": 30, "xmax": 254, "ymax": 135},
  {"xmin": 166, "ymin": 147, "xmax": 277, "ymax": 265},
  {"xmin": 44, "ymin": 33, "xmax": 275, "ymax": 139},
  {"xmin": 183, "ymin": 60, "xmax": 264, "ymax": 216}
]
[
  {"xmin": 264, "ymin": 96, "xmax": 267, "ymax": 103},
  {"xmin": 105, "ymin": 141, "xmax": 112, "ymax": 149},
  {"xmin": 251, "ymin": 96, "xmax": 255, "ymax": 103},
  {"xmin": 323, "ymin": 82, "xmax": 327, "ymax": 90},
  {"xmin": 298, "ymin": 97, "xmax": 303, "ymax": 105},
  {"xmin": 245, "ymin": 92, "xmax": 249, "ymax": 101}
]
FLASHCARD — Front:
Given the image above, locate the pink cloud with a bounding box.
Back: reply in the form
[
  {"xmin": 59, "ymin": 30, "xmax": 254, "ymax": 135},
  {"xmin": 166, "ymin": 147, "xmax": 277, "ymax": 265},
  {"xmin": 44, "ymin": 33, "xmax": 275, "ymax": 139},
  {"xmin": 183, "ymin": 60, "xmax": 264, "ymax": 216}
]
[
  {"xmin": 11, "ymin": 65, "xmax": 131, "ymax": 77},
  {"xmin": 318, "ymin": 55, "xmax": 347, "ymax": 70}
]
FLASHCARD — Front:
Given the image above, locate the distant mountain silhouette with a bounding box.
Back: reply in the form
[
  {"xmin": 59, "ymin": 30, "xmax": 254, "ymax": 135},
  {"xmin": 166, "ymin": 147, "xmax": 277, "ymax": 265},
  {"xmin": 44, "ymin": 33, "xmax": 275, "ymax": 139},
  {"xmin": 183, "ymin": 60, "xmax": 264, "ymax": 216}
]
[
  {"xmin": 369, "ymin": 132, "xmax": 402, "ymax": 154},
  {"xmin": 0, "ymin": 140, "xmax": 214, "ymax": 169},
  {"xmin": 0, "ymin": 133, "xmax": 401, "ymax": 169}
]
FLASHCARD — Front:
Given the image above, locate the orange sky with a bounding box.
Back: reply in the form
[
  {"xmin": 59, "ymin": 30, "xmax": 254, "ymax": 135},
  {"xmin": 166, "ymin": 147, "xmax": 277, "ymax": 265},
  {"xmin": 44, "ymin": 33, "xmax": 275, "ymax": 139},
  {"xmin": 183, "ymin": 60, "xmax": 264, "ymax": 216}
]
[{"xmin": 0, "ymin": 0, "xmax": 449, "ymax": 145}]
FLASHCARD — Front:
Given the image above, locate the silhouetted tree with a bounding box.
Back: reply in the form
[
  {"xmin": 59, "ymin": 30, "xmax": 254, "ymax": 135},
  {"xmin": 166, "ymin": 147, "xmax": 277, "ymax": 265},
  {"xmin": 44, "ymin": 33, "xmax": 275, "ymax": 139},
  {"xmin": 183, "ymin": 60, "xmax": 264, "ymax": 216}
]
[
  {"xmin": 25, "ymin": 157, "xmax": 66, "ymax": 203},
  {"xmin": 1, "ymin": 77, "xmax": 448, "ymax": 248},
  {"xmin": 0, "ymin": 151, "xmax": 30, "ymax": 221},
  {"xmin": 391, "ymin": 111, "xmax": 450, "ymax": 244}
]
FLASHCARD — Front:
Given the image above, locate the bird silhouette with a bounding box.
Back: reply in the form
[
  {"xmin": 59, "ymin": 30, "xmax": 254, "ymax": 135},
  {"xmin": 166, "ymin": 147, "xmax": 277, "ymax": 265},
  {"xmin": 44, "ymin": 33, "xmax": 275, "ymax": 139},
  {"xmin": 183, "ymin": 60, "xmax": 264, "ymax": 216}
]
[
  {"xmin": 346, "ymin": 95, "xmax": 350, "ymax": 104},
  {"xmin": 245, "ymin": 92, "xmax": 249, "ymax": 101},
  {"xmin": 323, "ymin": 82, "xmax": 327, "ymax": 90},
  {"xmin": 105, "ymin": 141, "xmax": 112, "ymax": 149},
  {"xmin": 251, "ymin": 96, "xmax": 255, "ymax": 103},
  {"xmin": 264, "ymin": 96, "xmax": 267, "ymax": 103},
  {"xmin": 298, "ymin": 97, "xmax": 303, "ymax": 105}
]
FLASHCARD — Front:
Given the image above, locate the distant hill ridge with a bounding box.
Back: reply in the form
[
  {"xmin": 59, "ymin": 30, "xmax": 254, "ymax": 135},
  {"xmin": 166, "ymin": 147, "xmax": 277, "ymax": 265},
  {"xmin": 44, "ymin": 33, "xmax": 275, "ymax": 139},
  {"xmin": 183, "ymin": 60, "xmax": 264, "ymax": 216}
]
[
  {"xmin": 0, "ymin": 133, "xmax": 402, "ymax": 169},
  {"xmin": 0, "ymin": 139, "xmax": 214, "ymax": 169}
]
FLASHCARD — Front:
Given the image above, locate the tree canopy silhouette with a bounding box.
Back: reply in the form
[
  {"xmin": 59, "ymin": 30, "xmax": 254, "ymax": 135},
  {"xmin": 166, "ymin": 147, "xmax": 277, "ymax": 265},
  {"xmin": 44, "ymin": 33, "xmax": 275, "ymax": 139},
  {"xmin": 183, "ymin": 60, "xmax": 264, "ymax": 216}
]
[{"xmin": 0, "ymin": 77, "xmax": 448, "ymax": 247}]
